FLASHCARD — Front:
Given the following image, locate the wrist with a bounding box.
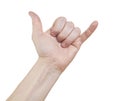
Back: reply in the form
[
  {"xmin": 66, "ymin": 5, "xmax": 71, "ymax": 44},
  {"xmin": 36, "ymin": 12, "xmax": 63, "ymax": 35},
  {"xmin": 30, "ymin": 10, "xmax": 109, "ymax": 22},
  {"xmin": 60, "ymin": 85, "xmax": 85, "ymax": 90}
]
[{"xmin": 37, "ymin": 57, "xmax": 63, "ymax": 73}]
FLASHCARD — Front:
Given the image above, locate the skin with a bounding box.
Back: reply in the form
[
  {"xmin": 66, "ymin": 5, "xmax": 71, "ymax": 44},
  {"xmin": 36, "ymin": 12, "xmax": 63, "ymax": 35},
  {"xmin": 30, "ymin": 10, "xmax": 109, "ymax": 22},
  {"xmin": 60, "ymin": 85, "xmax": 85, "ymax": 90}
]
[{"xmin": 7, "ymin": 11, "xmax": 98, "ymax": 101}]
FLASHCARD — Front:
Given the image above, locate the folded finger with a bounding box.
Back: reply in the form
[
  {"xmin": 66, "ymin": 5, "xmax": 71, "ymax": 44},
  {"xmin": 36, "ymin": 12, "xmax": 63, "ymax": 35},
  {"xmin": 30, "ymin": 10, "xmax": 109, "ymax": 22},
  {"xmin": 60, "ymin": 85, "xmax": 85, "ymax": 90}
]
[
  {"xmin": 57, "ymin": 22, "xmax": 74, "ymax": 42},
  {"xmin": 61, "ymin": 27, "xmax": 81, "ymax": 47},
  {"xmin": 51, "ymin": 17, "xmax": 66, "ymax": 36}
]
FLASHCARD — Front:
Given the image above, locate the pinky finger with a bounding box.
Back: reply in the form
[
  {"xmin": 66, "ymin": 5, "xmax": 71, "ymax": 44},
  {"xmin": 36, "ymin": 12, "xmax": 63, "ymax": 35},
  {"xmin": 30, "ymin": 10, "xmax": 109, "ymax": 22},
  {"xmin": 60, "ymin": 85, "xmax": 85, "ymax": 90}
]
[{"xmin": 80, "ymin": 21, "xmax": 98, "ymax": 44}]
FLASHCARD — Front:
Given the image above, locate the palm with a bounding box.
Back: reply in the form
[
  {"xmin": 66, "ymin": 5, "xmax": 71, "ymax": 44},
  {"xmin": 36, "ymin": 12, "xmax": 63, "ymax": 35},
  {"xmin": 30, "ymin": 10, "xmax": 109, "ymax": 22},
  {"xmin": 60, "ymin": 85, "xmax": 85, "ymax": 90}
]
[{"xmin": 35, "ymin": 32, "xmax": 79, "ymax": 69}]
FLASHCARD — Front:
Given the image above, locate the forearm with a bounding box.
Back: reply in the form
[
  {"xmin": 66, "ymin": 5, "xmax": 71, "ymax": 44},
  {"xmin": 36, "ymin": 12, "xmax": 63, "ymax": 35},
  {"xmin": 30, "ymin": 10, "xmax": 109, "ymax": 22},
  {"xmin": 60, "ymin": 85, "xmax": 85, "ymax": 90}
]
[{"xmin": 7, "ymin": 58, "xmax": 61, "ymax": 101}]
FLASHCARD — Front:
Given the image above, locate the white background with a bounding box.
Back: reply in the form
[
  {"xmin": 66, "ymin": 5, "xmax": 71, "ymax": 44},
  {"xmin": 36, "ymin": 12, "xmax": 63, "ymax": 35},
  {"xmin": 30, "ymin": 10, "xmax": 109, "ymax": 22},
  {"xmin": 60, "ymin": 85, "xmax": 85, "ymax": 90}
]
[{"xmin": 0, "ymin": 0, "xmax": 120, "ymax": 101}]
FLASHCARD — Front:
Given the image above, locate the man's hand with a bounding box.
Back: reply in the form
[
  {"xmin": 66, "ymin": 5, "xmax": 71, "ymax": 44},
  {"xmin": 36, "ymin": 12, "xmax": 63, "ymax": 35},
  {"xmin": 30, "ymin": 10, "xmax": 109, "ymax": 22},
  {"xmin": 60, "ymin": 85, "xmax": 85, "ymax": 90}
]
[
  {"xmin": 29, "ymin": 11, "xmax": 98, "ymax": 72},
  {"xmin": 7, "ymin": 12, "xmax": 98, "ymax": 101}
]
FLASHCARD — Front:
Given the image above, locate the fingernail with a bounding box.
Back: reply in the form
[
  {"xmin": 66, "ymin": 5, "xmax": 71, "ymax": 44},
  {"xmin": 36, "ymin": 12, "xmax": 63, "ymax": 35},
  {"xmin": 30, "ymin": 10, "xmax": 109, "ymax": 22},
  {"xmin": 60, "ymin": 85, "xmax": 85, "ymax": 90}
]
[
  {"xmin": 51, "ymin": 32, "xmax": 56, "ymax": 37},
  {"xmin": 50, "ymin": 29, "xmax": 56, "ymax": 37},
  {"xmin": 61, "ymin": 43, "xmax": 67, "ymax": 48},
  {"xmin": 93, "ymin": 21, "xmax": 98, "ymax": 26}
]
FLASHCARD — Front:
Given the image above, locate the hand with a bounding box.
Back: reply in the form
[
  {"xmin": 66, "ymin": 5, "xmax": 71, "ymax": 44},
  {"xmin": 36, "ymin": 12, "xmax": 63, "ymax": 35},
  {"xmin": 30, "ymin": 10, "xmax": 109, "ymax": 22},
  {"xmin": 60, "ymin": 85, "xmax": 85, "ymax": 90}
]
[{"xmin": 29, "ymin": 11, "xmax": 98, "ymax": 72}]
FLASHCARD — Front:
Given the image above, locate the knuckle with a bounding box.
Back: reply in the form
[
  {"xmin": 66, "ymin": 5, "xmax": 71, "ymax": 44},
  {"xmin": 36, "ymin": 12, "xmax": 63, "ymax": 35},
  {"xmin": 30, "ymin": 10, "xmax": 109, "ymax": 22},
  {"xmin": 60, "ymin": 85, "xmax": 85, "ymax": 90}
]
[
  {"xmin": 58, "ymin": 17, "xmax": 67, "ymax": 22},
  {"xmin": 62, "ymin": 40, "xmax": 70, "ymax": 47},
  {"xmin": 85, "ymin": 29, "xmax": 91, "ymax": 37},
  {"xmin": 74, "ymin": 27, "xmax": 81, "ymax": 34},
  {"xmin": 57, "ymin": 34, "xmax": 65, "ymax": 42},
  {"xmin": 66, "ymin": 21, "xmax": 74, "ymax": 28},
  {"xmin": 50, "ymin": 27, "xmax": 59, "ymax": 35},
  {"xmin": 55, "ymin": 17, "xmax": 67, "ymax": 27}
]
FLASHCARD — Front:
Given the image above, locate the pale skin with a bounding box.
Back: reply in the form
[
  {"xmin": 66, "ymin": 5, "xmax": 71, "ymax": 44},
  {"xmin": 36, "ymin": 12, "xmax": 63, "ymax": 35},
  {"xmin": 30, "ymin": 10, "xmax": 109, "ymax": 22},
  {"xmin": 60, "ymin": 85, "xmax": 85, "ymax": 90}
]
[{"xmin": 7, "ymin": 11, "xmax": 98, "ymax": 101}]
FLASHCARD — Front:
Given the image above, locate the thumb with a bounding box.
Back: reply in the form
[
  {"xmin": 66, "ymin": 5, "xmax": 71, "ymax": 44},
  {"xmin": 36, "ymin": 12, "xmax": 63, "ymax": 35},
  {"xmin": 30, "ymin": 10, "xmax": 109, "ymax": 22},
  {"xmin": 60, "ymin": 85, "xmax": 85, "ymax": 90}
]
[{"xmin": 29, "ymin": 11, "xmax": 43, "ymax": 35}]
